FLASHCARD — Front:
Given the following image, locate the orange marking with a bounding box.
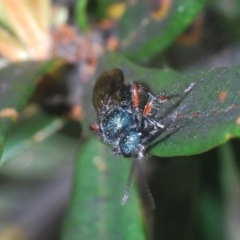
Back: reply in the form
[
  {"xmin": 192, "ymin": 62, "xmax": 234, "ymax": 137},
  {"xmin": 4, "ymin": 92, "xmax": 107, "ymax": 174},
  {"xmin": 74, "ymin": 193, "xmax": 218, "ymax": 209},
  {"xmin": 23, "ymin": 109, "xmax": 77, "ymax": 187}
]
[
  {"xmin": 106, "ymin": 36, "xmax": 120, "ymax": 51},
  {"xmin": 177, "ymin": 14, "xmax": 204, "ymax": 46},
  {"xmin": 219, "ymin": 91, "xmax": 228, "ymax": 103},
  {"xmin": 90, "ymin": 124, "xmax": 99, "ymax": 132},
  {"xmin": 192, "ymin": 111, "xmax": 201, "ymax": 118},
  {"xmin": 133, "ymin": 83, "xmax": 140, "ymax": 108},
  {"xmin": 143, "ymin": 101, "xmax": 153, "ymax": 116},
  {"xmin": 158, "ymin": 94, "xmax": 169, "ymax": 102},
  {"xmin": 148, "ymin": 0, "xmax": 172, "ymax": 20},
  {"xmin": 177, "ymin": 113, "xmax": 183, "ymax": 119},
  {"xmin": 69, "ymin": 104, "xmax": 83, "ymax": 121}
]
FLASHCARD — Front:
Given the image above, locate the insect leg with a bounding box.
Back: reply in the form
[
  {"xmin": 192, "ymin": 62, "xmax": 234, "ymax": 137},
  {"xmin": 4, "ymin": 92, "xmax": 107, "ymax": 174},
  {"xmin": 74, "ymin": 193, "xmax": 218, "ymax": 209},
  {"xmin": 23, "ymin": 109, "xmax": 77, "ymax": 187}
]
[
  {"xmin": 132, "ymin": 83, "xmax": 141, "ymax": 109},
  {"xmin": 89, "ymin": 124, "xmax": 100, "ymax": 132},
  {"xmin": 148, "ymin": 111, "xmax": 178, "ymax": 142},
  {"xmin": 157, "ymin": 82, "xmax": 196, "ymax": 104},
  {"xmin": 136, "ymin": 160, "xmax": 155, "ymax": 209}
]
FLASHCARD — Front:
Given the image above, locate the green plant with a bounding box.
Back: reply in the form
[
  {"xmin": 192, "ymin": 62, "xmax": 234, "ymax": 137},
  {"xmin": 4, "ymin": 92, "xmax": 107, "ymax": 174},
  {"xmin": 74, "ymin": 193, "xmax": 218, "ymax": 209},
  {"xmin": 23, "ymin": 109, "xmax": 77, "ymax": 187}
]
[{"xmin": 0, "ymin": 0, "xmax": 240, "ymax": 240}]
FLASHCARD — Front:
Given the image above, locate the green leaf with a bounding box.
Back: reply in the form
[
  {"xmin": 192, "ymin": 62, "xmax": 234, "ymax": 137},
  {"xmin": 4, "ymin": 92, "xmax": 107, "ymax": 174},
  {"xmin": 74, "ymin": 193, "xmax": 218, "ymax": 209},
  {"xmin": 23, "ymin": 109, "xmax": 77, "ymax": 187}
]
[
  {"xmin": 118, "ymin": 0, "xmax": 206, "ymax": 62},
  {"xmin": 0, "ymin": 61, "xmax": 52, "ymax": 161},
  {"xmin": 1, "ymin": 109, "xmax": 64, "ymax": 166},
  {"xmin": 63, "ymin": 50, "xmax": 240, "ymax": 239},
  {"xmin": 91, "ymin": 0, "xmax": 120, "ymax": 19},
  {"xmin": 82, "ymin": 52, "xmax": 240, "ymax": 157},
  {"xmin": 195, "ymin": 149, "xmax": 225, "ymax": 240},
  {"xmin": 76, "ymin": 0, "xmax": 88, "ymax": 31},
  {"xmin": 61, "ymin": 138, "xmax": 146, "ymax": 240},
  {"xmin": 210, "ymin": 0, "xmax": 240, "ymax": 20},
  {"xmin": 0, "ymin": 125, "xmax": 79, "ymax": 180}
]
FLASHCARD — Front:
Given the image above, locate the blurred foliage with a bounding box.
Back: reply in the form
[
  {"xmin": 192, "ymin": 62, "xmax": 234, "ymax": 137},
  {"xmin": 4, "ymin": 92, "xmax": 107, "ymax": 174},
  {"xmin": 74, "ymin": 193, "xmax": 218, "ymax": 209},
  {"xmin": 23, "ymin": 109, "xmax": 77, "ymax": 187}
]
[{"xmin": 0, "ymin": 0, "xmax": 240, "ymax": 240}]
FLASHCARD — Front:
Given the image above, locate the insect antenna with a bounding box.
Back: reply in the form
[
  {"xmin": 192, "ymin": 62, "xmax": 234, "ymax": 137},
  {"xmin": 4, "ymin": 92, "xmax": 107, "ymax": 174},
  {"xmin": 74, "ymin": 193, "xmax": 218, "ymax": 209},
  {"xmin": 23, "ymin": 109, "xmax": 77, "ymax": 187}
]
[
  {"xmin": 121, "ymin": 156, "xmax": 155, "ymax": 209},
  {"xmin": 121, "ymin": 157, "xmax": 137, "ymax": 205}
]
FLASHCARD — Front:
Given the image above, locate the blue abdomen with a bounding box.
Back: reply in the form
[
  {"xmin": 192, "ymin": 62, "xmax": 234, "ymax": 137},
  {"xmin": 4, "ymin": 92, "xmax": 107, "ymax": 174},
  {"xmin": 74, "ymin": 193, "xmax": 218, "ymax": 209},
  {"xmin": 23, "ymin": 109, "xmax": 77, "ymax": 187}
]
[
  {"xmin": 101, "ymin": 107, "xmax": 134, "ymax": 142},
  {"xmin": 119, "ymin": 130, "xmax": 141, "ymax": 157}
]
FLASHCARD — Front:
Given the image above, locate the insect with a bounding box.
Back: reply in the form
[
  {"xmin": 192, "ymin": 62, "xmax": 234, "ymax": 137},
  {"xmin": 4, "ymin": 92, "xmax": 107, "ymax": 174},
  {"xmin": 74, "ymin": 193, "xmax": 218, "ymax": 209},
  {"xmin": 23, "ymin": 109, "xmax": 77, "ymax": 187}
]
[{"xmin": 90, "ymin": 68, "xmax": 195, "ymax": 206}]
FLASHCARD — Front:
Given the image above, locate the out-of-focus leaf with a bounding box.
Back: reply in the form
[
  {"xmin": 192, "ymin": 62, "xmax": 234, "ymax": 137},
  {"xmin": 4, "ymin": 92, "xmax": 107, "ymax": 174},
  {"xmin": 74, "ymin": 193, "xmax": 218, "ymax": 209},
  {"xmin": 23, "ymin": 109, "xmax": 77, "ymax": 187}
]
[
  {"xmin": 210, "ymin": 0, "xmax": 240, "ymax": 20},
  {"xmin": 0, "ymin": 61, "xmax": 52, "ymax": 161},
  {"xmin": 0, "ymin": 128, "xmax": 79, "ymax": 180},
  {"xmin": 196, "ymin": 149, "xmax": 225, "ymax": 240},
  {"xmin": 90, "ymin": 0, "xmax": 123, "ymax": 19},
  {"xmin": 118, "ymin": 0, "xmax": 206, "ymax": 62},
  {"xmin": 218, "ymin": 141, "xmax": 240, "ymax": 240},
  {"xmin": 1, "ymin": 109, "xmax": 64, "ymax": 166},
  {"xmin": 76, "ymin": 0, "xmax": 88, "ymax": 31},
  {"xmin": 198, "ymin": 191, "xmax": 224, "ymax": 240},
  {"xmin": 82, "ymin": 52, "xmax": 240, "ymax": 157},
  {"xmin": 61, "ymin": 138, "xmax": 146, "ymax": 240}
]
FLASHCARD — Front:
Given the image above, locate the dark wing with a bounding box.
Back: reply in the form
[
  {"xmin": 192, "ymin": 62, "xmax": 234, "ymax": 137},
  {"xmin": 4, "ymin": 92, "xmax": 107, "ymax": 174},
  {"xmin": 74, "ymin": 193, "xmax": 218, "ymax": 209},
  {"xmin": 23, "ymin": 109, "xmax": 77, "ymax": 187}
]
[{"xmin": 92, "ymin": 68, "xmax": 125, "ymax": 113}]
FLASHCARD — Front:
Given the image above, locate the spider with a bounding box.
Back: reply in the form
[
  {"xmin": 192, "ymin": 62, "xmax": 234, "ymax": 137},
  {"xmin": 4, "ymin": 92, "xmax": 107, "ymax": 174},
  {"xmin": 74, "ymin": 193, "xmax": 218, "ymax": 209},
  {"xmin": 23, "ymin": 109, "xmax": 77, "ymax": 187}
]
[{"xmin": 90, "ymin": 68, "xmax": 195, "ymax": 206}]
